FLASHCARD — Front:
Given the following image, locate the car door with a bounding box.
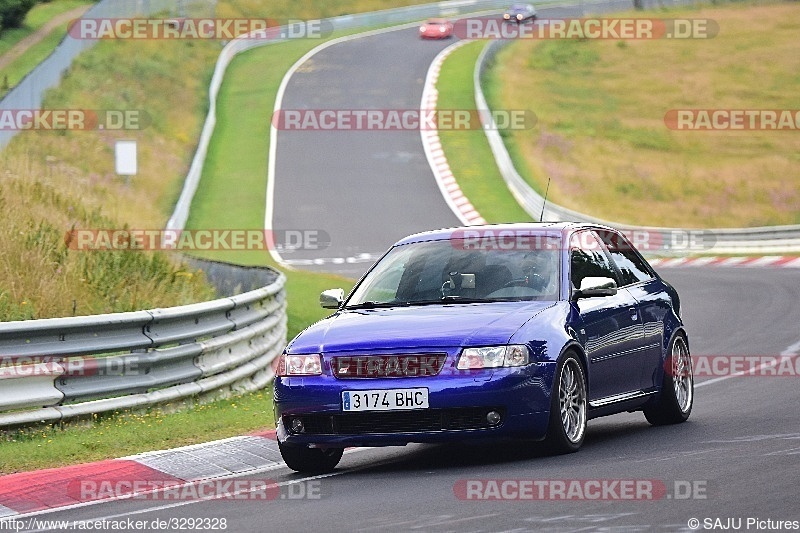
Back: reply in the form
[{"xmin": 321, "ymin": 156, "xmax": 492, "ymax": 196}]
[
  {"xmin": 596, "ymin": 229, "xmax": 666, "ymax": 392},
  {"xmin": 569, "ymin": 231, "xmax": 646, "ymax": 403}
]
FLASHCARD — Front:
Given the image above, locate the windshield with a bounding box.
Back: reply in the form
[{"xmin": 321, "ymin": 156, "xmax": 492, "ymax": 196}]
[{"xmin": 346, "ymin": 237, "xmax": 561, "ymax": 308}]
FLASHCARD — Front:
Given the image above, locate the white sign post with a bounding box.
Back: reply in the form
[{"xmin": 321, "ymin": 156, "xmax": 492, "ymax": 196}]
[{"xmin": 115, "ymin": 140, "xmax": 137, "ymax": 183}]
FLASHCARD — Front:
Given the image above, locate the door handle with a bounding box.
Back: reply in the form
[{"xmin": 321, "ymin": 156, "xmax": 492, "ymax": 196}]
[{"xmin": 629, "ymin": 307, "xmax": 638, "ymax": 321}]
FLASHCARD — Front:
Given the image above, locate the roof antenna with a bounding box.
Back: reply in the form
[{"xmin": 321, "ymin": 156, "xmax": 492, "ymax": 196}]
[{"xmin": 539, "ymin": 175, "xmax": 552, "ymax": 222}]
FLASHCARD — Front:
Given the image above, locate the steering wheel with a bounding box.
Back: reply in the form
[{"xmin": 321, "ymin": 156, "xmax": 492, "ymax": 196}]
[{"xmin": 504, "ymin": 273, "xmax": 547, "ymax": 292}]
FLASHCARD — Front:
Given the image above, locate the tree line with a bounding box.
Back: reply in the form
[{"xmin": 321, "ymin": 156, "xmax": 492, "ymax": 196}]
[{"xmin": 0, "ymin": 0, "xmax": 39, "ymax": 34}]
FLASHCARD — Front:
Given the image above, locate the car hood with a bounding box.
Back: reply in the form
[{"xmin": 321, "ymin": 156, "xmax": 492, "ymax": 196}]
[{"xmin": 287, "ymin": 301, "xmax": 556, "ymax": 354}]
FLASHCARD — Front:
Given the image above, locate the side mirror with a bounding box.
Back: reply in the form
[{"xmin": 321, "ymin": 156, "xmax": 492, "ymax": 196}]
[
  {"xmin": 573, "ymin": 277, "xmax": 618, "ymax": 300},
  {"xmin": 320, "ymin": 288, "xmax": 344, "ymax": 309}
]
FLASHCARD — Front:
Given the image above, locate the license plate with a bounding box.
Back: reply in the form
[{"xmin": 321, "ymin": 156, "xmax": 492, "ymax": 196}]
[{"xmin": 341, "ymin": 388, "xmax": 429, "ymax": 412}]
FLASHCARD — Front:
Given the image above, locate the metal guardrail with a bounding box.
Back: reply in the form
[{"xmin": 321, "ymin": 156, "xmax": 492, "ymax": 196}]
[
  {"xmin": 473, "ymin": 26, "xmax": 800, "ymax": 255},
  {"xmin": 0, "ymin": 270, "xmax": 286, "ymax": 427}
]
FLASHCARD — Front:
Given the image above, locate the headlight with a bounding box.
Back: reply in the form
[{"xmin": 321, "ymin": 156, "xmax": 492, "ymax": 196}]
[
  {"xmin": 277, "ymin": 354, "xmax": 322, "ymax": 376},
  {"xmin": 457, "ymin": 345, "xmax": 530, "ymax": 369},
  {"xmin": 503, "ymin": 13, "xmax": 510, "ymax": 19},
  {"xmin": 517, "ymin": 13, "xmax": 523, "ymax": 20},
  {"xmin": 420, "ymin": 25, "xmax": 426, "ymax": 32}
]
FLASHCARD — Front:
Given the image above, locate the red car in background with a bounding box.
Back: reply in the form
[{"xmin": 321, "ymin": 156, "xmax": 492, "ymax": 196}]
[{"xmin": 419, "ymin": 18, "xmax": 453, "ymax": 39}]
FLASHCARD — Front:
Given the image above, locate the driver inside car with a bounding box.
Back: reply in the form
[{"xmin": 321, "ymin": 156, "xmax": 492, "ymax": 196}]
[{"xmin": 519, "ymin": 250, "xmax": 558, "ymax": 294}]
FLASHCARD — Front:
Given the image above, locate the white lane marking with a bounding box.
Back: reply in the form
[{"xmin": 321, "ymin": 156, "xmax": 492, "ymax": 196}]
[
  {"xmin": 0, "ymin": 504, "xmax": 16, "ymax": 518},
  {"xmin": 703, "ymin": 432, "xmax": 800, "ymax": 443},
  {"xmin": 781, "ymin": 338, "xmax": 800, "ymax": 356},
  {"xmin": 355, "ymin": 513, "xmax": 505, "ymax": 532},
  {"xmin": 765, "ymin": 446, "xmax": 800, "ymax": 456},
  {"xmin": 408, "ymin": 512, "xmax": 503, "ymax": 529},
  {"xmin": 695, "ymin": 338, "xmax": 800, "ymax": 388}
]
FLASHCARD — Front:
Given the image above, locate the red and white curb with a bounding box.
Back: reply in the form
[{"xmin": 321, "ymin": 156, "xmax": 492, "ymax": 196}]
[
  {"xmin": 650, "ymin": 256, "xmax": 800, "ymax": 268},
  {"xmin": 420, "ymin": 40, "xmax": 486, "ymax": 227},
  {"xmin": 0, "ymin": 430, "xmax": 280, "ymax": 519}
]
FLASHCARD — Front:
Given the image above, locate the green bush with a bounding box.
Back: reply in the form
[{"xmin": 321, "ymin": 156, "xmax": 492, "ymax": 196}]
[{"xmin": 0, "ymin": 0, "xmax": 38, "ymax": 30}]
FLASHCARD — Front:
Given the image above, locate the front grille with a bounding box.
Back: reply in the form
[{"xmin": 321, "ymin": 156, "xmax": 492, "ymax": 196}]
[
  {"xmin": 284, "ymin": 407, "xmax": 504, "ymax": 435},
  {"xmin": 331, "ymin": 354, "xmax": 447, "ymax": 378}
]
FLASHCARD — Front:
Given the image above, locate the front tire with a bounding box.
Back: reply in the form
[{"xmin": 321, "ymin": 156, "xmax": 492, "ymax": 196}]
[
  {"xmin": 644, "ymin": 334, "xmax": 693, "ymax": 425},
  {"xmin": 543, "ymin": 352, "xmax": 587, "ymax": 454},
  {"xmin": 278, "ymin": 441, "xmax": 343, "ymax": 473}
]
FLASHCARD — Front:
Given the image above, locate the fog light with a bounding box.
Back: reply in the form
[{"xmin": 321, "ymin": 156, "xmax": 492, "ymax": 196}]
[
  {"xmin": 291, "ymin": 418, "xmax": 305, "ymax": 433},
  {"xmin": 486, "ymin": 411, "xmax": 502, "ymax": 426}
]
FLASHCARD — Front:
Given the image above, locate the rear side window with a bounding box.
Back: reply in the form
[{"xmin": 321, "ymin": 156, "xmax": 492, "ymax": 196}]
[{"xmin": 596, "ymin": 230, "xmax": 654, "ymax": 286}]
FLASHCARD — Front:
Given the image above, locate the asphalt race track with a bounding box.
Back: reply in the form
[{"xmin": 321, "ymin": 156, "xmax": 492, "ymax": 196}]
[
  {"xmin": 19, "ymin": 268, "xmax": 800, "ymax": 532},
  {"xmin": 270, "ymin": 26, "xmax": 462, "ymax": 277}
]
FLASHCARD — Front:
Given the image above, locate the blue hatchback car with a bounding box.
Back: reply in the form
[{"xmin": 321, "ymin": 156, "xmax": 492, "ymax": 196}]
[{"xmin": 274, "ymin": 223, "xmax": 693, "ymax": 472}]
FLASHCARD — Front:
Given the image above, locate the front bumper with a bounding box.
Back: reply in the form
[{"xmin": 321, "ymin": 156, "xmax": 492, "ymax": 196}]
[{"xmin": 274, "ymin": 362, "xmax": 556, "ymax": 447}]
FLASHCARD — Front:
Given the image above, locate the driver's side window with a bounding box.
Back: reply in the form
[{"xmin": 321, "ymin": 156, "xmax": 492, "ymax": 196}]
[{"xmin": 570, "ymin": 231, "xmax": 618, "ymax": 290}]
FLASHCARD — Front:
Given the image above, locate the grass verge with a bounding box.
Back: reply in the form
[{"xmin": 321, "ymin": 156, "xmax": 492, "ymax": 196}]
[
  {"xmin": 435, "ymin": 40, "xmax": 532, "ymax": 223},
  {"xmin": 0, "ymin": 37, "xmax": 221, "ymax": 320}
]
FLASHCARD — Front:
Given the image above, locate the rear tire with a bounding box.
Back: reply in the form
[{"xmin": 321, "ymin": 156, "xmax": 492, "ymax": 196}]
[
  {"xmin": 543, "ymin": 352, "xmax": 587, "ymax": 454},
  {"xmin": 644, "ymin": 334, "xmax": 693, "ymax": 425},
  {"xmin": 278, "ymin": 441, "xmax": 343, "ymax": 473}
]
